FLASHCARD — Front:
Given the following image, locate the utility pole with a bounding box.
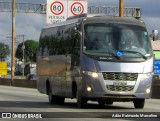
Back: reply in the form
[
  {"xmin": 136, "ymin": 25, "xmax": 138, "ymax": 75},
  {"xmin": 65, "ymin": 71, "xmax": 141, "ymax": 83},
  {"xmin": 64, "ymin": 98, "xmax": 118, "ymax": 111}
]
[
  {"xmin": 119, "ymin": 0, "xmax": 124, "ymax": 17},
  {"xmin": 11, "ymin": 0, "xmax": 15, "ymax": 81},
  {"xmin": 22, "ymin": 35, "xmax": 25, "ymax": 78},
  {"xmin": 15, "ymin": 34, "xmax": 26, "ymax": 78}
]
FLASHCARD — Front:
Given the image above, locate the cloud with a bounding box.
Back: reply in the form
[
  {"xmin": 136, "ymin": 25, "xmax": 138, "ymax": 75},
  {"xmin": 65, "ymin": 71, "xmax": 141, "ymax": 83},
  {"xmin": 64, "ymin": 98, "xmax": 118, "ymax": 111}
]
[
  {"xmin": 16, "ymin": 13, "xmax": 45, "ymax": 40},
  {"xmin": 0, "ymin": 13, "xmax": 12, "ymax": 33},
  {"xmin": 143, "ymin": 16, "xmax": 160, "ymax": 33},
  {"xmin": 0, "ymin": 13, "xmax": 12, "ymax": 46},
  {"xmin": 0, "ymin": 13, "xmax": 45, "ymax": 41}
]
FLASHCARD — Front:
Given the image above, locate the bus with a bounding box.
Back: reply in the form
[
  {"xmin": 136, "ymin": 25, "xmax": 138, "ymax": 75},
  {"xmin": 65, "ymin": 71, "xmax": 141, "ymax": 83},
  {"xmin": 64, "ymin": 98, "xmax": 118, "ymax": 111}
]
[{"xmin": 37, "ymin": 14, "xmax": 154, "ymax": 108}]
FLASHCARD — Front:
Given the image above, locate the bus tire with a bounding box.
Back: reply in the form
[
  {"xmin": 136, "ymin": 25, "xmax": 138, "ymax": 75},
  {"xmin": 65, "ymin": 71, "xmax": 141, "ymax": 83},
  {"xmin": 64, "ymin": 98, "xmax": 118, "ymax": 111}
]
[
  {"xmin": 72, "ymin": 81, "xmax": 77, "ymax": 98},
  {"xmin": 77, "ymin": 97, "xmax": 87, "ymax": 108},
  {"xmin": 98, "ymin": 100, "xmax": 105, "ymax": 106},
  {"xmin": 133, "ymin": 99, "xmax": 145, "ymax": 109},
  {"xmin": 48, "ymin": 85, "xmax": 65, "ymax": 104},
  {"xmin": 106, "ymin": 100, "xmax": 113, "ymax": 105},
  {"xmin": 57, "ymin": 96, "xmax": 65, "ymax": 105},
  {"xmin": 48, "ymin": 85, "xmax": 55, "ymax": 104}
]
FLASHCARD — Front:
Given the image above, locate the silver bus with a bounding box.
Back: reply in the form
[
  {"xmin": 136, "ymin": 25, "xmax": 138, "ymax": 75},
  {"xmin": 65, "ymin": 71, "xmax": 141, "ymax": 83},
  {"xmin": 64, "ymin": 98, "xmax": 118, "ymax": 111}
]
[{"xmin": 37, "ymin": 14, "xmax": 153, "ymax": 108}]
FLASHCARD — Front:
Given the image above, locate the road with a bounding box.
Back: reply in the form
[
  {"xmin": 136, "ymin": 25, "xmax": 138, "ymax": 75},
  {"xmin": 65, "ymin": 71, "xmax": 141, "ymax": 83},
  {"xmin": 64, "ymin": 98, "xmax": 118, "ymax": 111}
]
[{"xmin": 0, "ymin": 85, "xmax": 160, "ymax": 121}]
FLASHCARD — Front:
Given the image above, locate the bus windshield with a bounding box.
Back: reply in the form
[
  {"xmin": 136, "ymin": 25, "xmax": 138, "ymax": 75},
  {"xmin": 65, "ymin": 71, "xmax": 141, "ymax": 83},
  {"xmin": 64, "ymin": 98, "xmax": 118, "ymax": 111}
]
[{"xmin": 83, "ymin": 23, "xmax": 152, "ymax": 58}]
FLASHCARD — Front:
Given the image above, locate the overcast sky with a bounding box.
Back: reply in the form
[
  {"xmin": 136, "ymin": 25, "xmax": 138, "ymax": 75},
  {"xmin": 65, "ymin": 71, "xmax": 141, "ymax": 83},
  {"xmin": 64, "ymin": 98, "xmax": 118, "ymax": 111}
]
[{"xmin": 0, "ymin": 0, "xmax": 160, "ymax": 46}]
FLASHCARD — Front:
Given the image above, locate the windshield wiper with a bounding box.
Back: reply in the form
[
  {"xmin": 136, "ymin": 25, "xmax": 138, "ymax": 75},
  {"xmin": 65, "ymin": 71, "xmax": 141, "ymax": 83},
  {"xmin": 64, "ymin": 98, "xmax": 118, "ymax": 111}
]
[
  {"xmin": 120, "ymin": 50, "xmax": 147, "ymax": 60},
  {"xmin": 97, "ymin": 51, "xmax": 121, "ymax": 60}
]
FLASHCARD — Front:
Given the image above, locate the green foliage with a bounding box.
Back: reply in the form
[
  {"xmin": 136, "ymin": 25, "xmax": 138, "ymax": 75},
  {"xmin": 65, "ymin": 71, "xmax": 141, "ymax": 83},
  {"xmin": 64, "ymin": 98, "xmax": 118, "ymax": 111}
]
[
  {"xmin": 153, "ymin": 50, "xmax": 160, "ymax": 59},
  {"xmin": 15, "ymin": 40, "xmax": 38, "ymax": 62},
  {"xmin": 0, "ymin": 43, "xmax": 10, "ymax": 61},
  {"xmin": 15, "ymin": 70, "xmax": 22, "ymax": 76}
]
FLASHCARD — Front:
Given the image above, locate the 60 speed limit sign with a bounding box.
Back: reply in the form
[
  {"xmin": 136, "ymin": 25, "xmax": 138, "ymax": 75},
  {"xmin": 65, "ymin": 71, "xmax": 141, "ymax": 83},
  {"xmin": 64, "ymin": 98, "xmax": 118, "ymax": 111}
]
[
  {"xmin": 50, "ymin": 1, "xmax": 64, "ymax": 15},
  {"xmin": 70, "ymin": 2, "xmax": 84, "ymax": 16}
]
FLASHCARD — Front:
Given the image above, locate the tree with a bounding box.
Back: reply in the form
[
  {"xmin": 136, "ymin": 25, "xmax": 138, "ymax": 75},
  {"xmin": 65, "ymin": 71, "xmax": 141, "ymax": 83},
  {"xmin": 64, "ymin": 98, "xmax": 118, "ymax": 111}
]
[
  {"xmin": 0, "ymin": 43, "xmax": 10, "ymax": 61},
  {"xmin": 15, "ymin": 40, "xmax": 38, "ymax": 62}
]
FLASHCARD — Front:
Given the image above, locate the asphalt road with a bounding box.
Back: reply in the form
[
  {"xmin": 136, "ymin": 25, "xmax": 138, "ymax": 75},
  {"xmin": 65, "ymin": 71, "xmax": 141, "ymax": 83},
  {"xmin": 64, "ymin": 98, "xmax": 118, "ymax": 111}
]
[{"xmin": 0, "ymin": 85, "xmax": 160, "ymax": 121}]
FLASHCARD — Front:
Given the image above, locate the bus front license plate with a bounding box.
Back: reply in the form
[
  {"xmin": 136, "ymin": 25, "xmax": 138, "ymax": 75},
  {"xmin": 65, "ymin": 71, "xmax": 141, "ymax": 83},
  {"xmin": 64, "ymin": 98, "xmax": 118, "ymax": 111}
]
[{"xmin": 113, "ymin": 82, "xmax": 127, "ymax": 86}]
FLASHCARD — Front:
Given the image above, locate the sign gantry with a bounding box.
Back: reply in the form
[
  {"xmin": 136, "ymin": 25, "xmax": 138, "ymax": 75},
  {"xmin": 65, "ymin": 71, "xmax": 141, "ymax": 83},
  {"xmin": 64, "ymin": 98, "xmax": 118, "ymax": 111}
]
[{"xmin": 0, "ymin": 1, "xmax": 140, "ymax": 18}]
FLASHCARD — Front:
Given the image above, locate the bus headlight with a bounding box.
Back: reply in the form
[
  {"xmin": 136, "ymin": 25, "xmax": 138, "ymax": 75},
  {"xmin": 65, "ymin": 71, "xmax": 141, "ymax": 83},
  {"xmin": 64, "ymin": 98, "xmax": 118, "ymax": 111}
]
[
  {"xmin": 87, "ymin": 86, "xmax": 92, "ymax": 92},
  {"xmin": 82, "ymin": 71, "xmax": 98, "ymax": 78},
  {"xmin": 146, "ymin": 87, "xmax": 151, "ymax": 94}
]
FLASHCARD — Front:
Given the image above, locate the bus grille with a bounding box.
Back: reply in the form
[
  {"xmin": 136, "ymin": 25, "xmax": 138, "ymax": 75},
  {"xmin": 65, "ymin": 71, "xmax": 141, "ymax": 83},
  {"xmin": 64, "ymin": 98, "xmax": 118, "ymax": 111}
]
[
  {"xmin": 106, "ymin": 85, "xmax": 134, "ymax": 92},
  {"xmin": 102, "ymin": 72, "xmax": 138, "ymax": 81}
]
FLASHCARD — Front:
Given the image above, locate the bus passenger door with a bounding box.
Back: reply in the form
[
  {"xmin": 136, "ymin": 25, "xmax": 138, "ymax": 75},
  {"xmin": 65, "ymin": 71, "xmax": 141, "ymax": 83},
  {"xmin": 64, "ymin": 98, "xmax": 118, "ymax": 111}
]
[
  {"xmin": 66, "ymin": 53, "xmax": 80, "ymax": 97},
  {"xmin": 66, "ymin": 54, "xmax": 72, "ymax": 97},
  {"xmin": 66, "ymin": 32, "xmax": 81, "ymax": 97}
]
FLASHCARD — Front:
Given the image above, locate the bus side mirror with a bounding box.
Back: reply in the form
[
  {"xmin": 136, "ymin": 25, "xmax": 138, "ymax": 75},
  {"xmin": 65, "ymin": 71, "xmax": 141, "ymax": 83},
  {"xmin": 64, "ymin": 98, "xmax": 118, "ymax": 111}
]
[
  {"xmin": 71, "ymin": 24, "xmax": 80, "ymax": 35},
  {"xmin": 152, "ymin": 30, "xmax": 159, "ymax": 41},
  {"xmin": 71, "ymin": 27, "xmax": 79, "ymax": 35}
]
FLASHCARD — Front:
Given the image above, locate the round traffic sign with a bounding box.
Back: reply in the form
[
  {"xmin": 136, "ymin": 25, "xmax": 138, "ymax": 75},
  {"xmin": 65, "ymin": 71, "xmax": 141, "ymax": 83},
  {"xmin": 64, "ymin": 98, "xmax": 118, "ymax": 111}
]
[
  {"xmin": 50, "ymin": 1, "xmax": 64, "ymax": 15},
  {"xmin": 70, "ymin": 2, "xmax": 84, "ymax": 16}
]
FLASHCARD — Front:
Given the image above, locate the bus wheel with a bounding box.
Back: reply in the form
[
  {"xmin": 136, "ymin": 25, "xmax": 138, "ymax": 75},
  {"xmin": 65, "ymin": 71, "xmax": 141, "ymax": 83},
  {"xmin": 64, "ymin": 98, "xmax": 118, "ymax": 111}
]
[
  {"xmin": 98, "ymin": 100, "xmax": 105, "ymax": 106},
  {"xmin": 77, "ymin": 97, "xmax": 87, "ymax": 108},
  {"xmin": 133, "ymin": 99, "xmax": 145, "ymax": 109},
  {"xmin": 48, "ymin": 85, "xmax": 65, "ymax": 104},
  {"xmin": 105, "ymin": 100, "xmax": 113, "ymax": 105},
  {"xmin": 48, "ymin": 85, "xmax": 55, "ymax": 104},
  {"xmin": 57, "ymin": 97, "xmax": 65, "ymax": 104}
]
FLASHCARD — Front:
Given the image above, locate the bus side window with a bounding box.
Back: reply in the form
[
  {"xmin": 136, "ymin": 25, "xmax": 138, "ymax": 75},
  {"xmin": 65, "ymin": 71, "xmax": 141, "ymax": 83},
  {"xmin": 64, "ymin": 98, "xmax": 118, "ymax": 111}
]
[
  {"xmin": 37, "ymin": 47, "xmax": 42, "ymax": 56},
  {"xmin": 43, "ymin": 48, "xmax": 49, "ymax": 56},
  {"xmin": 72, "ymin": 33, "xmax": 80, "ymax": 55}
]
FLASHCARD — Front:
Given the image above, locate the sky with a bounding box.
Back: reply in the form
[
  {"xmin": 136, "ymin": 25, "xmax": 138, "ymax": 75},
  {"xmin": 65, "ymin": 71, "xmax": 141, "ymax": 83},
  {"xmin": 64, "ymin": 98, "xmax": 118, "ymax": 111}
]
[{"xmin": 0, "ymin": 0, "xmax": 160, "ymax": 47}]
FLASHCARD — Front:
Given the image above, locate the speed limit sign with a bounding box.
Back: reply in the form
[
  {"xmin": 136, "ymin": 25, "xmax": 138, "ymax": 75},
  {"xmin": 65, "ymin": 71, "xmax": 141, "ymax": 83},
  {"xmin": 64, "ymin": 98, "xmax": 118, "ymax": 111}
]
[
  {"xmin": 70, "ymin": 2, "xmax": 84, "ymax": 16},
  {"xmin": 68, "ymin": 0, "xmax": 88, "ymax": 17},
  {"xmin": 50, "ymin": 1, "xmax": 64, "ymax": 15},
  {"xmin": 47, "ymin": 0, "xmax": 88, "ymax": 24},
  {"xmin": 47, "ymin": 0, "xmax": 68, "ymax": 24}
]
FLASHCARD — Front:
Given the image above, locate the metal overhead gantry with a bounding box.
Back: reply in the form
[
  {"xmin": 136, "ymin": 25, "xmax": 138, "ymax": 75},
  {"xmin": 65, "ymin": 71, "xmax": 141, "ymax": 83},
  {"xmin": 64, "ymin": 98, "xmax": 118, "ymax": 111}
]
[
  {"xmin": 0, "ymin": 2, "xmax": 46, "ymax": 14},
  {"xmin": 0, "ymin": 1, "xmax": 141, "ymax": 18},
  {"xmin": 88, "ymin": 6, "xmax": 141, "ymax": 18}
]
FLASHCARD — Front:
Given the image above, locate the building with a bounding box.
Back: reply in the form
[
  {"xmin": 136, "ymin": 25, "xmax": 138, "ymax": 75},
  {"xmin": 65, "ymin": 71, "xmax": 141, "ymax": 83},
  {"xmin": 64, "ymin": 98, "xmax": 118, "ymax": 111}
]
[
  {"xmin": 151, "ymin": 40, "xmax": 160, "ymax": 79},
  {"xmin": 151, "ymin": 40, "xmax": 160, "ymax": 50},
  {"xmin": 151, "ymin": 40, "xmax": 160, "ymax": 59}
]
